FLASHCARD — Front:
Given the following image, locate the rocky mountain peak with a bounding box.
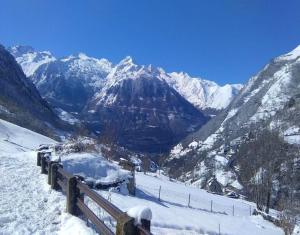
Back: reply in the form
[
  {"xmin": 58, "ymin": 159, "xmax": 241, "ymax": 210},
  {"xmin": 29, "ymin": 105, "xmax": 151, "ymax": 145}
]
[
  {"xmin": 8, "ymin": 45, "xmax": 35, "ymax": 56},
  {"xmin": 275, "ymin": 44, "xmax": 300, "ymax": 62}
]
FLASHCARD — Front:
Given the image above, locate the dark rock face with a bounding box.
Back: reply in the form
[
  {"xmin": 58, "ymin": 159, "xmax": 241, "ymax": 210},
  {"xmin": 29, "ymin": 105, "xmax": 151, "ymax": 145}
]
[
  {"xmin": 32, "ymin": 61, "xmax": 93, "ymax": 113},
  {"xmin": 0, "ymin": 45, "xmax": 68, "ymax": 137},
  {"xmin": 86, "ymin": 75, "xmax": 208, "ymax": 152}
]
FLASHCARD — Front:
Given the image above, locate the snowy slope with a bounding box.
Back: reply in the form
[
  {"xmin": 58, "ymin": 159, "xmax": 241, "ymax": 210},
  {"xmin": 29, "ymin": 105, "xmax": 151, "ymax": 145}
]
[
  {"xmin": 0, "ymin": 118, "xmax": 55, "ymax": 152},
  {"xmin": 167, "ymin": 44, "xmax": 300, "ymax": 191},
  {"xmin": 164, "ymin": 72, "xmax": 242, "ymax": 111},
  {"xmin": 0, "ymin": 118, "xmax": 284, "ymax": 235},
  {"xmin": 88, "ymin": 172, "xmax": 283, "ymax": 235},
  {"xmin": 0, "ymin": 119, "xmax": 93, "ymax": 234}
]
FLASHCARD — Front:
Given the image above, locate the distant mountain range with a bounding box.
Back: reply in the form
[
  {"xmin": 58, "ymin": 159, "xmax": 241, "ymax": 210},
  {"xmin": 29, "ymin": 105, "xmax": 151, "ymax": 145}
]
[
  {"xmin": 9, "ymin": 46, "xmax": 242, "ymax": 112},
  {"xmin": 8, "ymin": 45, "xmax": 242, "ymax": 152}
]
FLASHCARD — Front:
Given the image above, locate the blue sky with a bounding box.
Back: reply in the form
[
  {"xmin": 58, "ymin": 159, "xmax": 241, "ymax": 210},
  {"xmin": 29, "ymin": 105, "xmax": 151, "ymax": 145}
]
[{"xmin": 1, "ymin": 0, "xmax": 300, "ymax": 85}]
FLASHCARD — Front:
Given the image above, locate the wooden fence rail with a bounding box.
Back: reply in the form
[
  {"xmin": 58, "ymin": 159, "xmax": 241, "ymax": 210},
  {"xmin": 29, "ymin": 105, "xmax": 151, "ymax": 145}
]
[{"xmin": 37, "ymin": 151, "xmax": 152, "ymax": 235}]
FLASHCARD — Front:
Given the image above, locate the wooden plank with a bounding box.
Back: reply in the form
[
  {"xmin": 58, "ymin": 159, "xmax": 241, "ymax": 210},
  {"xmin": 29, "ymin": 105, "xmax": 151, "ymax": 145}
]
[
  {"xmin": 77, "ymin": 181, "xmax": 123, "ymax": 220},
  {"xmin": 57, "ymin": 179, "xmax": 66, "ymax": 192},
  {"xmin": 76, "ymin": 199, "xmax": 114, "ymax": 235},
  {"xmin": 57, "ymin": 167, "xmax": 73, "ymax": 180}
]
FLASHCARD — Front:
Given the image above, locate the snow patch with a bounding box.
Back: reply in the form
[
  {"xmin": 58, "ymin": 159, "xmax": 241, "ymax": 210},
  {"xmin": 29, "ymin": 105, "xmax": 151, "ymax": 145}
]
[
  {"xmin": 127, "ymin": 206, "xmax": 152, "ymax": 225},
  {"xmin": 60, "ymin": 153, "xmax": 131, "ymax": 185}
]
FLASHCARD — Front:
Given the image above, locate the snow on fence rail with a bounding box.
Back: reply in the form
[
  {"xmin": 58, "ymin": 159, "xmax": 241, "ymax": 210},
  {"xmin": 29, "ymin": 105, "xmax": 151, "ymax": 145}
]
[{"xmin": 37, "ymin": 151, "xmax": 152, "ymax": 235}]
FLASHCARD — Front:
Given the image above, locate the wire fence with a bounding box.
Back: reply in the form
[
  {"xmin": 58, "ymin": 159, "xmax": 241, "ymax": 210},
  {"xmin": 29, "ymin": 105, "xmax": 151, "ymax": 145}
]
[{"xmin": 136, "ymin": 183, "xmax": 254, "ymax": 217}]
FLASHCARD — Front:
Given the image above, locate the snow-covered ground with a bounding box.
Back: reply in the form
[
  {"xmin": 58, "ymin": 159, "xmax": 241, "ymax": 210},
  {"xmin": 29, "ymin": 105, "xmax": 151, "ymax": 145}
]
[
  {"xmin": 92, "ymin": 172, "xmax": 283, "ymax": 235},
  {"xmin": 0, "ymin": 119, "xmax": 94, "ymax": 235},
  {"xmin": 0, "ymin": 119, "xmax": 284, "ymax": 235},
  {"xmin": 59, "ymin": 152, "xmax": 131, "ymax": 186}
]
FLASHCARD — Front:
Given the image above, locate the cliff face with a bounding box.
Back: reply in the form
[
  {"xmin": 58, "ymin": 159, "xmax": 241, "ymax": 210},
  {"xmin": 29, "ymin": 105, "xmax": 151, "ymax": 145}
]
[{"xmin": 0, "ymin": 45, "xmax": 69, "ymax": 138}]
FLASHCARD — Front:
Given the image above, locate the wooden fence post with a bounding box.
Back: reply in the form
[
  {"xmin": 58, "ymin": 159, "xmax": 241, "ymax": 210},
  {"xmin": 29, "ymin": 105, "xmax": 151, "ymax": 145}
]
[
  {"xmin": 211, "ymin": 200, "xmax": 213, "ymax": 212},
  {"xmin": 37, "ymin": 152, "xmax": 42, "ymax": 166},
  {"xmin": 141, "ymin": 218, "xmax": 151, "ymax": 233},
  {"xmin": 116, "ymin": 213, "xmax": 136, "ymax": 235},
  {"xmin": 48, "ymin": 161, "xmax": 55, "ymax": 185},
  {"xmin": 188, "ymin": 194, "xmax": 191, "ymax": 207},
  {"xmin": 66, "ymin": 176, "xmax": 81, "ymax": 216},
  {"xmin": 51, "ymin": 163, "xmax": 59, "ymax": 190},
  {"xmin": 158, "ymin": 186, "xmax": 161, "ymax": 201},
  {"xmin": 41, "ymin": 156, "xmax": 47, "ymax": 174},
  {"xmin": 232, "ymin": 205, "xmax": 235, "ymax": 216}
]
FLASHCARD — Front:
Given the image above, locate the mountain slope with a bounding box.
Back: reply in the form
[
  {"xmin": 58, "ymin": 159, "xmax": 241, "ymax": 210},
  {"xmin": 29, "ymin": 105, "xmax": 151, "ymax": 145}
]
[
  {"xmin": 164, "ymin": 72, "xmax": 242, "ymax": 112},
  {"xmin": 8, "ymin": 45, "xmax": 56, "ymax": 77},
  {"xmin": 0, "ymin": 118, "xmax": 95, "ymax": 234},
  {"xmin": 0, "ymin": 45, "xmax": 69, "ymax": 138},
  {"xmin": 0, "ymin": 118, "xmax": 283, "ymax": 235},
  {"xmin": 167, "ymin": 45, "xmax": 300, "ymax": 193},
  {"xmin": 86, "ymin": 57, "xmax": 208, "ymax": 152},
  {"xmin": 31, "ymin": 53, "xmax": 112, "ymax": 114}
]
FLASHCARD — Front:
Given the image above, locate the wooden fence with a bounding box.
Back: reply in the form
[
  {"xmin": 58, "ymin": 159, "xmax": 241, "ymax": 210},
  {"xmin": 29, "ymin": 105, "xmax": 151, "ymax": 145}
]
[{"xmin": 37, "ymin": 151, "xmax": 152, "ymax": 235}]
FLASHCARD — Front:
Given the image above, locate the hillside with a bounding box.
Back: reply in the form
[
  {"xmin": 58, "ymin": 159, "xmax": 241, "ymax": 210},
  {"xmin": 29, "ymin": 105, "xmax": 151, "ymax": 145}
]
[
  {"xmin": 166, "ymin": 45, "xmax": 300, "ymax": 220},
  {"xmin": 0, "ymin": 45, "xmax": 70, "ymax": 139},
  {"xmin": 164, "ymin": 71, "xmax": 242, "ymax": 112},
  {"xmin": 85, "ymin": 57, "xmax": 207, "ymax": 152},
  {"xmin": 0, "ymin": 119, "xmax": 95, "ymax": 234},
  {"xmin": 0, "ymin": 118, "xmax": 284, "ymax": 235}
]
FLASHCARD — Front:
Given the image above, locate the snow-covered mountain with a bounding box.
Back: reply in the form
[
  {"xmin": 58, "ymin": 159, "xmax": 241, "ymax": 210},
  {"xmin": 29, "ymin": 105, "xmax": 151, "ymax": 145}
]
[
  {"xmin": 9, "ymin": 46, "xmax": 242, "ymax": 113},
  {"xmin": 164, "ymin": 72, "xmax": 242, "ymax": 111},
  {"xmin": 8, "ymin": 46, "xmax": 113, "ymax": 114},
  {"xmin": 85, "ymin": 56, "xmax": 207, "ymax": 152},
  {"xmin": 0, "ymin": 45, "xmax": 70, "ymax": 138},
  {"xmin": 9, "ymin": 45, "xmax": 241, "ymax": 152},
  {"xmin": 167, "ymin": 45, "xmax": 300, "ymax": 197},
  {"xmin": 8, "ymin": 45, "xmax": 56, "ymax": 77}
]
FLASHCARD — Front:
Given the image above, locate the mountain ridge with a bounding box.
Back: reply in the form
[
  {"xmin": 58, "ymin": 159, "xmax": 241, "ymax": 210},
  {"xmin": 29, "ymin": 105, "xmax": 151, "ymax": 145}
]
[
  {"xmin": 9, "ymin": 45, "xmax": 242, "ymax": 112},
  {"xmin": 0, "ymin": 45, "xmax": 70, "ymax": 139},
  {"xmin": 166, "ymin": 44, "xmax": 300, "ymax": 198},
  {"xmin": 8, "ymin": 45, "xmax": 242, "ymax": 152}
]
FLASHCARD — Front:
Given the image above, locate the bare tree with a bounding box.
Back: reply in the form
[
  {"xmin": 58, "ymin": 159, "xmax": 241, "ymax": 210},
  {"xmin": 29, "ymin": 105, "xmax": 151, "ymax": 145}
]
[
  {"xmin": 142, "ymin": 157, "xmax": 150, "ymax": 174},
  {"xmin": 237, "ymin": 128, "xmax": 289, "ymax": 213}
]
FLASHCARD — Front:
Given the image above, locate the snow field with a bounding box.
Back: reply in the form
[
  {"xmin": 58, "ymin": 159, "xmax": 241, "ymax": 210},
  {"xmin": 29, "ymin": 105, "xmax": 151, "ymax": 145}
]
[
  {"xmin": 0, "ymin": 119, "xmax": 92, "ymax": 234},
  {"xmin": 90, "ymin": 172, "xmax": 284, "ymax": 235}
]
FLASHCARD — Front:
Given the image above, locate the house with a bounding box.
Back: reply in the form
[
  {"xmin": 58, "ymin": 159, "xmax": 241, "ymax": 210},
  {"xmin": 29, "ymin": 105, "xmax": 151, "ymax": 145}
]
[{"xmin": 207, "ymin": 176, "xmax": 223, "ymax": 195}]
